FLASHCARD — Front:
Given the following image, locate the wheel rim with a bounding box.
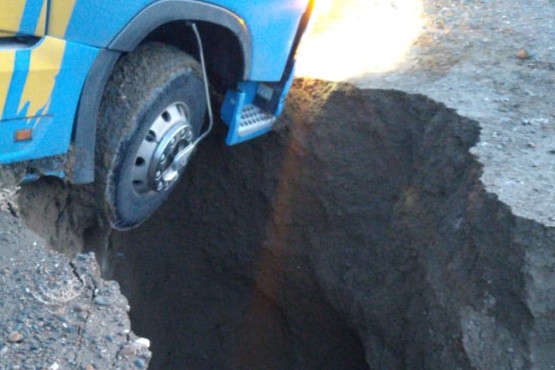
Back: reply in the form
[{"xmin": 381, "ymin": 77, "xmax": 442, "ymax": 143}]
[{"xmin": 131, "ymin": 101, "xmax": 196, "ymax": 195}]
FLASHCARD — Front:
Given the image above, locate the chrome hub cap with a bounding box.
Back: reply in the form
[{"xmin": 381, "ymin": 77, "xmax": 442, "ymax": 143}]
[{"xmin": 132, "ymin": 102, "xmax": 196, "ymax": 194}]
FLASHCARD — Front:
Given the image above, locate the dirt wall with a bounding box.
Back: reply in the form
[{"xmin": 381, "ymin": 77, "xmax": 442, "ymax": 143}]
[
  {"xmin": 17, "ymin": 80, "xmax": 555, "ymax": 369},
  {"xmin": 86, "ymin": 80, "xmax": 555, "ymax": 369}
]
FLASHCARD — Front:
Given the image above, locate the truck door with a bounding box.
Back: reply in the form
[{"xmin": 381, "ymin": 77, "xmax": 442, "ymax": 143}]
[
  {"xmin": 0, "ymin": 0, "xmax": 99, "ymax": 165},
  {"xmin": 0, "ymin": 0, "xmax": 65, "ymax": 163},
  {"xmin": 1, "ymin": 0, "xmax": 49, "ymax": 124}
]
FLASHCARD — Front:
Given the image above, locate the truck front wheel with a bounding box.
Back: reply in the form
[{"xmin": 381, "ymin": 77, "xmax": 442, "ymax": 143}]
[{"xmin": 96, "ymin": 42, "xmax": 206, "ymax": 230}]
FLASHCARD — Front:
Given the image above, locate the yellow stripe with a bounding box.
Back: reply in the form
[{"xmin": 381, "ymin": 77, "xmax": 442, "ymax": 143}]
[
  {"xmin": 0, "ymin": 0, "xmax": 27, "ymax": 34},
  {"xmin": 48, "ymin": 0, "xmax": 77, "ymax": 37},
  {"xmin": 34, "ymin": 0, "xmax": 48, "ymax": 36},
  {"xmin": 0, "ymin": 51, "xmax": 16, "ymax": 118},
  {"xmin": 18, "ymin": 37, "xmax": 66, "ymax": 118}
]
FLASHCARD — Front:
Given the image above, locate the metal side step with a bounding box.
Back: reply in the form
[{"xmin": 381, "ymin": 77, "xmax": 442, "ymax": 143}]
[
  {"xmin": 237, "ymin": 104, "xmax": 276, "ymax": 137},
  {"xmin": 221, "ymin": 83, "xmax": 279, "ymax": 145}
]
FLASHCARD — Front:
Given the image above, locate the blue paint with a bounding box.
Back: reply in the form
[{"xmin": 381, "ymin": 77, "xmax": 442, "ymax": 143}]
[
  {"xmin": 39, "ymin": 40, "xmax": 98, "ymax": 157},
  {"xmin": 205, "ymin": 0, "xmax": 308, "ymax": 80},
  {"xmin": 0, "ymin": 40, "xmax": 98, "ymax": 164},
  {"xmin": 0, "ymin": 0, "xmax": 310, "ymax": 169},
  {"xmin": 0, "ymin": 116, "xmax": 53, "ymax": 164},
  {"xmin": 19, "ymin": 0, "xmax": 46, "ymax": 35},
  {"xmin": 60, "ymin": 0, "xmax": 308, "ymax": 81},
  {"xmin": 2, "ymin": 50, "xmax": 31, "ymax": 120},
  {"xmin": 63, "ymin": 0, "xmax": 155, "ymax": 48}
]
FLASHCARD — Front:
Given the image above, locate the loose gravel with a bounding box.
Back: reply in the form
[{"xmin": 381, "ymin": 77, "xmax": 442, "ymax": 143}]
[{"xmin": 0, "ymin": 206, "xmax": 151, "ymax": 370}]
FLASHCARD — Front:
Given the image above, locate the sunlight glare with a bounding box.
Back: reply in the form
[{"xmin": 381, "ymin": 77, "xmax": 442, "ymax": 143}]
[{"xmin": 296, "ymin": 0, "xmax": 425, "ymax": 80}]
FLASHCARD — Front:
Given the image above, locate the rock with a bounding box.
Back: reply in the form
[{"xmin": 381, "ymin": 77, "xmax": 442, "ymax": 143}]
[
  {"xmin": 119, "ymin": 344, "xmax": 138, "ymax": 357},
  {"xmin": 133, "ymin": 337, "xmax": 150, "ymax": 349},
  {"xmin": 93, "ymin": 296, "xmax": 112, "ymax": 306},
  {"xmin": 7, "ymin": 332, "xmax": 23, "ymax": 343},
  {"xmin": 516, "ymin": 48, "xmax": 530, "ymax": 60}
]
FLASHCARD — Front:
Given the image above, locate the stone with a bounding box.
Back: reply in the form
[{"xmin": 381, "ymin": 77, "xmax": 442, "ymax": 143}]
[
  {"xmin": 133, "ymin": 338, "xmax": 150, "ymax": 349},
  {"xmin": 7, "ymin": 332, "xmax": 23, "ymax": 343},
  {"xmin": 93, "ymin": 296, "xmax": 112, "ymax": 306},
  {"xmin": 516, "ymin": 48, "xmax": 530, "ymax": 60}
]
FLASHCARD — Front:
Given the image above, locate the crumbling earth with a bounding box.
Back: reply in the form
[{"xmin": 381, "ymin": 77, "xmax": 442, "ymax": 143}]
[
  {"xmin": 88, "ymin": 80, "xmax": 552, "ymax": 369},
  {"xmin": 0, "ymin": 197, "xmax": 151, "ymax": 370}
]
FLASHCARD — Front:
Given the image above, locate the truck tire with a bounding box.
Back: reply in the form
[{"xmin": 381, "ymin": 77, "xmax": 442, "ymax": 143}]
[{"xmin": 96, "ymin": 42, "xmax": 206, "ymax": 230}]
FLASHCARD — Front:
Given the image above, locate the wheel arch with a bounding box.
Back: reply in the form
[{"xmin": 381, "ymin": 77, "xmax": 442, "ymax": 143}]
[{"xmin": 71, "ymin": 0, "xmax": 251, "ymax": 184}]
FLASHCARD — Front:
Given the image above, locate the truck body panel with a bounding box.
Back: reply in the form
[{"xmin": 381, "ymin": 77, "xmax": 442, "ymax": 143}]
[
  {"xmin": 0, "ymin": 0, "xmax": 311, "ymax": 178},
  {"xmin": 0, "ymin": 36, "xmax": 98, "ymax": 163},
  {"xmin": 49, "ymin": 0, "xmax": 155, "ymax": 44},
  {"xmin": 51, "ymin": 0, "xmax": 308, "ymax": 81},
  {"xmin": 203, "ymin": 0, "xmax": 309, "ymax": 80},
  {"xmin": 0, "ymin": 0, "xmax": 47, "ymax": 37}
]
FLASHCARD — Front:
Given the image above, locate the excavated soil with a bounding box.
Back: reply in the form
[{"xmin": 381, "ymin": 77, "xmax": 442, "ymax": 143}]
[
  {"xmin": 0, "ymin": 206, "xmax": 151, "ymax": 370},
  {"xmin": 18, "ymin": 79, "xmax": 555, "ymax": 369}
]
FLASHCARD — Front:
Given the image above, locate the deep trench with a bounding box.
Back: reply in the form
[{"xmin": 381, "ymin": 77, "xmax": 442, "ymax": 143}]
[{"xmin": 18, "ymin": 80, "xmax": 555, "ymax": 369}]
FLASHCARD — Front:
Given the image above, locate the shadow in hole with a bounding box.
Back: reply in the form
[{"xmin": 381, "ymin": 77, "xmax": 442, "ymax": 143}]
[{"xmin": 94, "ymin": 119, "xmax": 370, "ymax": 369}]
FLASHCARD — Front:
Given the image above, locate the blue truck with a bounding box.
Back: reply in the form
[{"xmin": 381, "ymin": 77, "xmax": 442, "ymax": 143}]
[{"xmin": 0, "ymin": 0, "xmax": 314, "ymax": 229}]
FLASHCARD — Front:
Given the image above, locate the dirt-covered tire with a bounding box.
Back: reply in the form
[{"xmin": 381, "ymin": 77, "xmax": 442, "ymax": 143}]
[{"xmin": 96, "ymin": 42, "xmax": 206, "ymax": 230}]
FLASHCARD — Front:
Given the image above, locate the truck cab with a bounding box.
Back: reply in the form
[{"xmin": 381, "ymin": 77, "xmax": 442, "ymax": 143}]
[{"xmin": 0, "ymin": 0, "xmax": 313, "ymax": 229}]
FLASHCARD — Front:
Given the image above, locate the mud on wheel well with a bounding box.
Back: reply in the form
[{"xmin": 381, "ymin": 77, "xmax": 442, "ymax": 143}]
[
  {"xmin": 143, "ymin": 21, "xmax": 244, "ymax": 93},
  {"xmin": 70, "ymin": 20, "xmax": 244, "ymax": 184}
]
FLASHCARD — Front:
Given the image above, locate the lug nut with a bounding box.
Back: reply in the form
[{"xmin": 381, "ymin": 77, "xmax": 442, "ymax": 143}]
[
  {"xmin": 160, "ymin": 153, "xmax": 166, "ymax": 162},
  {"xmin": 181, "ymin": 127, "xmax": 193, "ymax": 141},
  {"xmin": 155, "ymin": 170, "xmax": 162, "ymax": 180},
  {"xmin": 156, "ymin": 181, "xmax": 164, "ymax": 192}
]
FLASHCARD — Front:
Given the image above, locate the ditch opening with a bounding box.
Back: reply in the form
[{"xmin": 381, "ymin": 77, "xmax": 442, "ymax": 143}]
[{"xmin": 19, "ymin": 79, "xmax": 549, "ymax": 369}]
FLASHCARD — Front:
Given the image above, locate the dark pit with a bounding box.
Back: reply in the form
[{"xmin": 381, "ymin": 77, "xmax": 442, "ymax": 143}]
[{"xmin": 19, "ymin": 79, "xmax": 555, "ymax": 369}]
